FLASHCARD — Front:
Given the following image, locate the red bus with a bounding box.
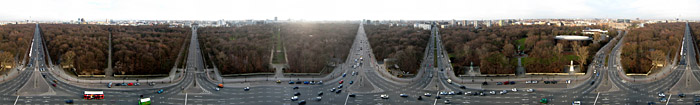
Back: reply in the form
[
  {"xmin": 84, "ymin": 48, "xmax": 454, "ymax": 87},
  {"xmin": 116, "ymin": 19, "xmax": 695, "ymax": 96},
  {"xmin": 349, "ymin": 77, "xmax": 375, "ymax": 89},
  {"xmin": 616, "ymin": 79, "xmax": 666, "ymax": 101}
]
[{"xmin": 84, "ymin": 91, "xmax": 104, "ymax": 100}]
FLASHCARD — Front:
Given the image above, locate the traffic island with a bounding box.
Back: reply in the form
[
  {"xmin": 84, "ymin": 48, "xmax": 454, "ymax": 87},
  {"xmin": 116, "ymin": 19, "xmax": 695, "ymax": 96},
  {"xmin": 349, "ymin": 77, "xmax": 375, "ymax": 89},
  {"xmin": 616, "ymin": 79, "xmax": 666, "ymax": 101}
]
[{"xmin": 17, "ymin": 70, "xmax": 55, "ymax": 96}]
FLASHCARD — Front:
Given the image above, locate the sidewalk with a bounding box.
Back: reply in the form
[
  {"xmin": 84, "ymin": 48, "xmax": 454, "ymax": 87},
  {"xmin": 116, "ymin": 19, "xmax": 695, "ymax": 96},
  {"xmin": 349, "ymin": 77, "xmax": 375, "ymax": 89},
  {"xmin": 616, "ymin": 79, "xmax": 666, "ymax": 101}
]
[{"xmin": 46, "ymin": 65, "xmax": 187, "ymax": 89}]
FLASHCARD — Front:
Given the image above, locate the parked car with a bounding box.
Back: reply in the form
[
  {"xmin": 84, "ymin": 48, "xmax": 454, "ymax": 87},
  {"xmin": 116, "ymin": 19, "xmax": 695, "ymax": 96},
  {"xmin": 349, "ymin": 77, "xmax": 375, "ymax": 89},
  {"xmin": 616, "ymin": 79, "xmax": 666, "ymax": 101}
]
[
  {"xmin": 291, "ymin": 96, "xmax": 299, "ymax": 101},
  {"xmin": 157, "ymin": 89, "xmax": 164, "ymax": 94},
  {"xmin": 349, "ymin": 93, "xmax": 356, "ymax": 97},
  {"xmin": 527, "ymin": 89, "xmax": 535, "ymax": 93},
  {"xmin": 380, "ymin": 94, "xmax": 389, "ymax": 99},
  {"xmin": 244, "ymin": 87, "xmax": 250, "ymax": 91},
  {"xmin": 400, "ymin": 94, "xmax": 408, "ymax": 97},
  {"xmin": 424, "ymin": 93, "xmax": 432, "ymax": 97},
  {"xmin": 294, "ymin": 92, "xmax": 301, "ymax": 96}
]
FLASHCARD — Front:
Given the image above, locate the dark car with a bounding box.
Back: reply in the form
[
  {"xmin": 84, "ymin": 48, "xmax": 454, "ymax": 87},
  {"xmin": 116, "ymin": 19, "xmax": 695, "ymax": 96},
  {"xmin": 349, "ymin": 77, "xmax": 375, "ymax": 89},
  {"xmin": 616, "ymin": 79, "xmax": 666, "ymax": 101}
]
[
  {"xmin": 460, "ymin": 85, "xmax": 466, "ymax": 89},
  {"xmin": 349, "ymin": 93, "xmax": 356, "ymax": 97},
  {"xmin": 289, "ymin": 81, "xmax": 295, "ymax": 84},
  {"xmin": 293, "ymin": 86, "xmax": 299, "ymax": 89},
  {"xmin": 296, "ymin": 81, "xmax": 302, "ymax": 84},
  {"xmin": 298, "ymin": 100, "xmax": 306, "ymax": 105},
  {"xmin": 318, "ymin": 91, "xmax": 323, "ymax": 96},
  {"xmin": 497, "ymin": 82, "xmax": 503, "ymax": 85},
  {"xmin": 65, "ymin": 100, "xmax": 73, "ymax": 104},
  {"xmin": 336, "ymin": 89, "xmax": 342, "ymax": 93},
  {"xmin": 418, "ymin": 96, "xmax": 422, "ymax": 100},
  {"xmin": 510, "ymin": 81, "xmax": 515, "ymax": 84},
  {"xmin": 545, "ymin": 81, "xmax": 551, "ymax": 84},
  {"xmin": 294, "ymin": 92, "xmax": 301, "ymax": 96},
  {"xmin": 482, "ymin": 82, "xmax": 488, "ymax": 85}
]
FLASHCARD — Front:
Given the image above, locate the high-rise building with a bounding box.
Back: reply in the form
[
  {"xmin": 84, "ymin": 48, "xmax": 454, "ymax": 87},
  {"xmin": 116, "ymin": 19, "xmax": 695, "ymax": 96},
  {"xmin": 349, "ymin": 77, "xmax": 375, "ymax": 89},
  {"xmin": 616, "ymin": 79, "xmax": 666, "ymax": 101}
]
[
  {"xmin": 474, "ymin": 21, "xmax": 479, "ymax": 29},
  {"xmin": 274, "ymin": 17, "xmax": 278, "ymax": 21}
]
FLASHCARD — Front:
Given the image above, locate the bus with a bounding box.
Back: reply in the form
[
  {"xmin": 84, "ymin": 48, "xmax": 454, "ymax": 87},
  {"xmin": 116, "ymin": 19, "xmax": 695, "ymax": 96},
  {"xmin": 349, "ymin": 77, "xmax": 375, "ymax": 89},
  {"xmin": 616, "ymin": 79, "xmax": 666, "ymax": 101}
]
[
  {"xmin": 139, "ymin": 98, "xmax": 151, "ymax": 105},
  {"xmin": 84, "ymin": 91, "xmax": 104, "ymax": 100}
]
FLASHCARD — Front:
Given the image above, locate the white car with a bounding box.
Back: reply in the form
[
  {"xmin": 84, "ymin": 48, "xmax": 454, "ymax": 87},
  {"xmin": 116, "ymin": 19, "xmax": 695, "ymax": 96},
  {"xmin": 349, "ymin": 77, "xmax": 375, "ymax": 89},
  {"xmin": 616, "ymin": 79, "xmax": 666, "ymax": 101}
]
[
  {"xmin": 424, "ymin": 93, "xmax": 432, "ymax": 97},
  {"xmin": 511, "ymin": 88, "xmax": 517, "ymax": 92},
  {"xmin": 572, "ymin": 101, "xmax": 581, "ymax": 105},
  {"xmin": 291, "ymin": 96, "xmax": 299, "ymax": 101},
  {"xmin": 532, "ymin": 81, "xmax": 538, "ymax": 84},
  {"xmin": 525, "ymin": 81, "xmax": 532, "ymax": 84},
  {"xmin": 527, "ymin": 89, "xmax": 535, "ymax": 93},
  {"xmin": 566, "ymin": 80, "xmax": 571, "ymax": 84},
  {"xmin": 244, "ymin": 87, "xmax": 250, "ymax": 91},
  {"xmin": 659, "ymin": 93, "xmax": 666, "ymax": 97},
  {"xmin": 499, "ymin": 90, "xmax": 508, "ymax": 94},
  {"xmin": 380, "ymin": 94, "xmax": 389, "ymax": 99}
]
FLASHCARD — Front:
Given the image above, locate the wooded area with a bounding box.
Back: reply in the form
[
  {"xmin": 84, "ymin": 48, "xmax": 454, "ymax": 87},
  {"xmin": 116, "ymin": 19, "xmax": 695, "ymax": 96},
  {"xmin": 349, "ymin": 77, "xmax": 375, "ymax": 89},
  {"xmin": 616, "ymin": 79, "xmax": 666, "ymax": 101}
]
[
  {"xmin": 621, "ymin": 23, "xmax": 683, "ymax": 73},
  {"xmin": 199, "ymin": 24, "xmax": 274, "ymax": 74},
  {"xmin": 42, "ymin": 24, "xmax": 109, "ymax": 75},
  {"xmin": 364, "ymin": 24, "xmax": 429, "ymax": 74},
  {"xmin": 0, "ymin": 24, "xmax": 33, "ymax": 70},
  {"xmin": 43, "ymin": 24, "xmax": 188, "ymax": 75},
  {"xmin": 439, "ymin": 25, "xmax": 609, "ymax": 74},
  {"xmin": 282, "ymin": 23, "xmax": 358, "ymax": 73}
]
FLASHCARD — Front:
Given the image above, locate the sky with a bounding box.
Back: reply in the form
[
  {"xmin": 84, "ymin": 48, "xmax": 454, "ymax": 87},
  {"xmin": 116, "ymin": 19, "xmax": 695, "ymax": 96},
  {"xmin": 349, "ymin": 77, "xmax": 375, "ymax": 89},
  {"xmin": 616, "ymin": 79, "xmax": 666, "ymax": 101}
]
[{"xmin": 1, "ymin": 0, "xmax": 699, "ymax": 21}]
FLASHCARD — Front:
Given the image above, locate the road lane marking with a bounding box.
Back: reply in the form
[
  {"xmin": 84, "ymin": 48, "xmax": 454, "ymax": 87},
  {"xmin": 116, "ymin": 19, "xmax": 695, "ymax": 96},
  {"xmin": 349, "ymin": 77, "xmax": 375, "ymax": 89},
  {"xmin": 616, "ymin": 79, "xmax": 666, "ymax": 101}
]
[
  {"xmin": 594, "ymin": 92, "xmax": 600, "ymax": 105},
  {"xmin": 666, "ymin": 94, "xmax": 672, "ymax": 105},
  {"xmin": 13, "ymin": 95, "xmax": 18, "ymax": 105},
  {"xmin": 184, "ymin": 93, "xmax": 188, "ymax": 105}
]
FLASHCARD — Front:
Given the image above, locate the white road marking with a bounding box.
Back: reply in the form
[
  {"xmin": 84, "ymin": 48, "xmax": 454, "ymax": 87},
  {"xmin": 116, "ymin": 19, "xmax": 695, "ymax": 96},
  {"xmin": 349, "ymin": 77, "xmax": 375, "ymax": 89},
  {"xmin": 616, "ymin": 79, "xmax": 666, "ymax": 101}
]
[
  {"xmin": 184, "ymin": 93, "xmax": 188, "ymax": 105},
  {"xmin": 13, "ymin": 95, "xmax": 19, "ymax": 105},
  {"xmin": 594, "ymin": 92, "xmax": 600, "ymax": 105},
  {"xmin": 666, "ymin": 94, "xmax": 672, "ymax": 105}
]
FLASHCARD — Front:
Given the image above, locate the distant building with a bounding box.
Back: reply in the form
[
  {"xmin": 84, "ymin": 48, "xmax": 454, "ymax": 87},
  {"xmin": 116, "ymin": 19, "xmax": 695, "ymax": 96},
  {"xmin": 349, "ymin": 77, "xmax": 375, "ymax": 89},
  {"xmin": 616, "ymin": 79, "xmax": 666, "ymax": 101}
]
[
  {"xmin": 274, "ymin": 17, "xmax": 278, "ymax": 21},
  {"xmin": 474, "ymin": 21, "xmax": 479, "ymax": 29},
  {"xmin": 582, "ymin": 29, "xmax": 608, "ymax": 35}
]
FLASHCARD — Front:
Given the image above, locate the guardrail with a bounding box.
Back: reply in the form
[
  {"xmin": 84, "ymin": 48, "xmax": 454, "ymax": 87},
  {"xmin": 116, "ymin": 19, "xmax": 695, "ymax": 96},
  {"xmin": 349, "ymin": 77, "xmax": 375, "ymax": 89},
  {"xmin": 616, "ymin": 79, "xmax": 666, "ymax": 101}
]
[{"xmin": 77, "ymin": 75, "xmax": 106, "ymax": 78}]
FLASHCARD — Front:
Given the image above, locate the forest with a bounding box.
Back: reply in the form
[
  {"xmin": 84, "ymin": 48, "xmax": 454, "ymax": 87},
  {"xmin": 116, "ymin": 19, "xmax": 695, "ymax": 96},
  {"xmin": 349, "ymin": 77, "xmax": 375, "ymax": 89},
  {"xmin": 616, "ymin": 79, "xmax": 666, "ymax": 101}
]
[
  {"xmin": 42, "ymin": 24, "xmax": 188, "ymax": 75},
  {"xmin": 199, "ymin": 24, "xmax": 274, "ymax": 74},
  {"xmin": 282, "ymin": 23, "xmax": 358, "ymax": 73},
  {"xmin": 439, "ymin": 25, "xmax": 610, "ymax": 74},
  {"xmin": 364, "ymin": 24, "xmax": 430, "ymax": 74},
  {"xmin": 621, "ymin": 23, "xmax": 683, "ymax": 73},
  {"xmin": 0, "ymin": 24, "xmax": 33, "ymax": 71},
  {"xmin": 42, "ymin": 24, "xmax": 109, "ymax": 75},
  {"xmin": 111, "ymin": 25, "xmax": 189, "ymax": 75}
]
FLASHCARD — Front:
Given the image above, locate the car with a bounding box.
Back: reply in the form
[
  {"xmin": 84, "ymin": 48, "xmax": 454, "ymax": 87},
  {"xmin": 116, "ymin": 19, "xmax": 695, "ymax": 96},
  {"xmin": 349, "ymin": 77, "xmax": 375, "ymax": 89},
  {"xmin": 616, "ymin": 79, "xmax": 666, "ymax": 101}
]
[
  {"xmin": 511, "ymin": 88, "xmax": 518, "ymax": 92},
  {"xmin": 679, "ymin": 93, "xmax": 686, "ymax": 98},
  {"xmin": 658, "ymin": 92, "xmax": 666, "ymax": 97},
  {"xmin": 489, "ymin": 91, "xmax": 496, "ymax": 94},
  {"xmin": 294, "ymin": 92, "xmax": 301, "ymax": 96},
  {"xmin": 349, "ymin": 81, "xmax": 354, "ymax": 84},
  {"xmin": 338, "ymin": 84, "xmax": 343, "ymax": 89},
  {"xmin": 545, "ymin": 81, "xmax": 551, "ymax": 84},
  {"xmin": 460, "ymin": 85, "xmax": 466, "ymax": 89},
  {"xmin": 52, "ymin": 84, "xmax": 56, "ymax": 87},
  {"xmin": 318, "ymin": 81, "xmax": 323, "ymax": 84},
  {"xmin": 400, "ymin": 94, "xmax": 408, "ymax": 97},
  {"xmin": 497, "ymin": 82, "xmax": 503, "ymax": 85},
  {"xmin": 466, "ymin": 91, "xmax": 473, "ymax": 95},
  {"xmin": 296, "ymin": 81, "xmax": 302, "ymax": 84},
  {"xmin": 289, "ymin": 81, "xmax": 295, "ymax": 84},
  {"xmin": 456, "ymin": 91, "xmax": 463, "ymax": 95},
  {"xmin": 339, "ymin": 80, "xmax": 344, "ymax": 84},
  {"xmin": 527, "ymin": 89, "xmax": 535, "ymax": 93},
  {"xmin": 343, "ymin": 73, "xmax": 347, "ymax": 77},
  {"xmin": 660, "ymin": 97, "xmax": 667, "ymax": 102},
  {"xmin": 277, "ymin": 80, "xmax": 282, "ymax": 83},
  {"xmin": 157, "ymin": 89, "xmax": 164, "ymax": 94},
  {"xmin": 591, "ymin": 81, "xmax": 596, "ymax": 85},
  {"xmin": 532, "ymin": 80, "xmax": 538, "ymax": 84},
  {"xmin": 318, "ymin": 91, "xmax": 323, "ymax": 96},
  {"xmin": 303, "ymin": 81, "xmax": 310, "ymax": 84},
  {"xmin": 504, "ymin": 81, "xmax": 510, "ymax": 85},
  {"xmin": 526, "ymin": 81, "xmax": 532, "ymax": 84},
  {"xmin": 293, "ymin": 86, "xmax": 299, "ymax": 89},
  {"xmin": 291, "ymin": 96, "xmax": 299, "ymax": 101},
  {"xmin": 128, "ymin": 83, "xmax": 134, "ymax": 86},
  {"xmin": 214, "ymin": 87, "xmax": 220, "ymax": 91},
  {"xmin": 479, "ymin": 92, "xmax": 485, "ymax": 96},
  {"xmin": 380, "ymin": 94, "xmax": 389, "ymax": 99},
  {"xmin": 65, "ymin": 99, "xmax": 73, "ymax": 104},
  {"xmin": 482, "ymin": 82, "xmax": 488, "ymax": 85},
  {"xmin": 695, "ymin": 95, "xmax": 700, "ymax": 102},
  {"xmin": 330, "ymin": 88, "xmax": 336, "ymax": 92},
  {"xmin": 552, "ymin": 81, "xmax": 558, "ymax": 84},
  {"xmin": 566, "ymin": 80, "xmax": 571, "ymax": 84},
  {"xmin": 349, "ymin": 93, "xmax": 356, "ymax": 97},
  {"xmin": 244, "ymin": 87, "xmax": 250, "ymax": 91},
  {"xmin": 315, "ymin": 97, "xmax": 322, "ymax": 101},
  {"xmin": 436, "ymin": 96, "xmax": 441, "ymax": 99},
  {"xmin": 540, "ymin": 98, "xmax": 549, "ymax": 104},
  {"xmin": 572, "ymin": 101, "xmax": 581, "ymax": 105},
  {"xmin": 418, "ymin": 96, "xmax": 423, "ymax": 100},
  {"xmin": 499, "ymin": 90, "xmax": 508, "ymax": 94},
  {"xmin": 448, "ymin": 91, "xmax": 455, "ymax": 95},
  {"xmin": 134, "ymin": 83, "xmax": 140, "ymax": 86},
  {"xmin": 149, "ymin": 82, "xmax": 156, "ymax": 86},
  {"xmin": 510, "ymin": 81, "xmax": 515, "ymax": 84},
  {"xmin": 108, "ymin": 82, "xmax": 112, "ymax": 88},
  {"xmin": 439, "ymin": 91, "xmax": 447, "ymax": 95},
  {"xmin": 336, "ymin": 89, "xmax": 342, "ymax": 93},
  {"xmin": 444, "ymin": 99, "xmax": 451, "ymax": 104},
  {"xmin": 424, "ymin": 93, "xmax": 432, "ymax": 97}
]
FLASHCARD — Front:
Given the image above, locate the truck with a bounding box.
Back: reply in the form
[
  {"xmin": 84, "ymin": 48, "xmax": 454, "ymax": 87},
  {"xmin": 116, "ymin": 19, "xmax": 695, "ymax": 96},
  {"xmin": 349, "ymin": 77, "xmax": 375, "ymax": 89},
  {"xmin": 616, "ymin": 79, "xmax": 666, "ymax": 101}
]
[{"xmin": 218, "ymin": 84, "xmax": 224, "ymax": 88}]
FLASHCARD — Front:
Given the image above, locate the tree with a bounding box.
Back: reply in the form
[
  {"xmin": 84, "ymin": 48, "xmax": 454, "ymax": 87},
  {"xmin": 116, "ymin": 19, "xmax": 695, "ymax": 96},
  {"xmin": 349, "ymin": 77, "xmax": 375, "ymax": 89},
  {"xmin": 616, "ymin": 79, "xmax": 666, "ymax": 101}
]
[
  {"xmin": 572, "ymin": 41, "xmax": 589, "ymax": 69},
  {"xmin": 61, "ymin": 51, "xmax": 76, "ymax": 69},
  {"xmin": 0, "ymin": 52, "xmax": 13, "ymax": 71},
  {"xmin": 646, "ymin": 50, "xmax": 666, "ymax": 67}
]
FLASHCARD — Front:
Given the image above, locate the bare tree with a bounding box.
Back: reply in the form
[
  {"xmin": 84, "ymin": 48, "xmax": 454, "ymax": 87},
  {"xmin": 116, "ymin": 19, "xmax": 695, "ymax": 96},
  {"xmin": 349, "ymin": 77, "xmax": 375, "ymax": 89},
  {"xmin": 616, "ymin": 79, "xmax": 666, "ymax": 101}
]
[
  {"xmin": 646, "ymin": 50, "xmax": 666, "ymax": 67},
  {"xmin": 61, "ymin": 51, "xmax": 76, "ymax": 69},
  {"xmin": 572, "ymin": 41, "xmax": 589, "ymax": 69}
]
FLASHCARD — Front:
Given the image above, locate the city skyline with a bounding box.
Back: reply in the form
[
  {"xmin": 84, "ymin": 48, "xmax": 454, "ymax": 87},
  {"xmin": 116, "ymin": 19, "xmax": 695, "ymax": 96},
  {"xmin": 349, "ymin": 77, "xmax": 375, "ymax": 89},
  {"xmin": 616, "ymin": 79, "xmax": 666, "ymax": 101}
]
[{"xmin": 1, "ymin": 0, "xmax": 700, "ymax": 21}]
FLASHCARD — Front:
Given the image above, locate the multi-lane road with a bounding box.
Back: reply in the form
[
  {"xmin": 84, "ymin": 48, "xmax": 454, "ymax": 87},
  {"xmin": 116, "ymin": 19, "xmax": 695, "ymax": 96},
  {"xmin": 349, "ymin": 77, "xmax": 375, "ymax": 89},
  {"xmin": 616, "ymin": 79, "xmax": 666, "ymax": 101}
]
[{"xmin": 2, "ymin": 22, "xmax": 700, "ymax": 105}]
